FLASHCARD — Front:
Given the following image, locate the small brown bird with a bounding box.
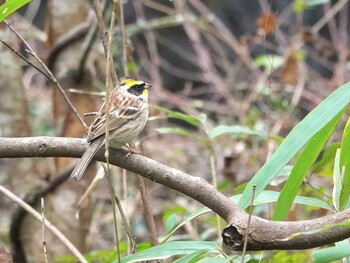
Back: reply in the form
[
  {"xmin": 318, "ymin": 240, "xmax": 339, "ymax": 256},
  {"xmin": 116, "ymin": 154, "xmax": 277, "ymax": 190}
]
[{"xmin": 70, "ymin": 78, "xmax": 151, "ymax": 181}]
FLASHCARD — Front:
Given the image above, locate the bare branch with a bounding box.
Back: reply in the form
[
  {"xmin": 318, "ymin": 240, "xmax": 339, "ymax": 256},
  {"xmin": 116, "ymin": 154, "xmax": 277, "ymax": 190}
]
[
  {"xmin": 0, "ymin": 137, "xmax": 239, "ymax": 222},
  {"xmin": 1, "ymin": 137, "xmax": 350, "ymax": 251}
]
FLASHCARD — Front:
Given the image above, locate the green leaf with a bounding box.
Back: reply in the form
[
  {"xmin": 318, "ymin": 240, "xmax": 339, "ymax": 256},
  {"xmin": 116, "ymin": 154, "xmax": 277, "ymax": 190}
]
[
  {"xmin": 333, "ymin": 148, "xmax": 342, "ymax": 211},
  {"xmin": 198, "ymin": 113, "xmax": 208, "ymax": 125},
  {"xmin": 311, "ymin": 143, "xmax": 340, "ymax": 174},
  {"xmin": 164, "ymin": 212, "xmax": 177, "ymax": 234},
  {"xmin": 0, "ymin": 0, "xmax": 31, "ymax": 22},
  {"xmin": 339, "ymin": 118, "xmax": 350, "ymax": 210},
  {"xmin": 126, "ymin": 61, "xmax": 138, "ymax": 75},
  {"xmin": 270, "ymin": 165, "xmax": 294, "ymax": 186},
  {"xmin": 176, "ymin": 254, "xmax": 238, "ymax": 263},
  {"xmin": 244, "ymin": 190, "xmax": 332, "ymax": 210},
  {"xmin": 136, "ymin": 242, "xmax": 151, "ymax": 251},
  {"xmin": 273, "ymin": 111, "xmax": 342, "ymax": 220},
  {"xmin": 173, "ymin": 249, "xmax": 209, "ymax": 263},
  {"xmin": 161, "ymin": 207, "xmax": 210, "ymax": 244},
  {"xmin": 294, "ymin": 0, "xmax": 329, "ymax": 12},
  {"xmin": 305, "ymin": 0, "xmax": 330, "ymax": 7},
  {"xmin": 153, "ymin": 105, "xmax": 202, "ymax": 128},
  {"xmin": 84, "ymin": 249, "xmax": 121, "ymax": 263},
  {"xmin": 254, "ymin": 54, "xmax": 284, "ymax": 70},
  {"xmin": 156, "ymin": 127, "xmax": 194, "ymax": 137},
  {"xmin": 313, "ymin": 244, "xmax": 350, "ymax": 263},
  {"xmin": 239, "ymin": 82, "xmax": 350, "ymax": 209},
  {"xmin": 208, "ymin": 125, "xmax": 264, "ymax": 139},
  {"xmin": 197, "ymin": 257, "xmax": 232, "ymax": 263},
  {"xmin": 119, "ymin": 241, "xmax": 220, "ymax": 263}
]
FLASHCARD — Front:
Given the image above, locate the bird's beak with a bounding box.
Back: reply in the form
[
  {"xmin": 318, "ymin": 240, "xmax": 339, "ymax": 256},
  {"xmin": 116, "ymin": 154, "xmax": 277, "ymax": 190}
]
[{"xmin": 145, "ymin": 83, "xmax": 152, "ymax": 89}]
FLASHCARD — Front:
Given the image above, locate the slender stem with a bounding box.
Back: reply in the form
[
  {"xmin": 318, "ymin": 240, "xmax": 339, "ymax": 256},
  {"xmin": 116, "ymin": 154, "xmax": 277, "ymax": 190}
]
[
  {"xmin": 0, "ymin": 185, "xmax": 88, "ymax": 263},
  {"xmin": 209, "ymin": 151, "xmax": 221, "ymax": 240},
  {"xmin": 105, "ymin": 2, "xmax": 121, "ymax": 262},
  {"xmin": 205, "ymin": 133, "xmax": 221, "ymax": 240},
  {"xmin": 41, "ymin": 198, "xmax": 49, "ymax": 263},
  {"xmin": 122, "ymin": 168, "xmax": 132, "ymax": 254},
  {"xmin": 113, "ymin": 190, "xmax": 135, "ymax": 252},
  {"xmin": 137, "ymin": 175, "xmax": 159, "ymax": 246},
  {"xmin": 92, "ymin": 0, "xmax": 118, "ymax": 87},
  {"xmin": 0, "ymin": 40, "xmax": 51, "ymax": 80},
  {"xmin": 241, "ymin": 185, "xmax": 256, "ymax": 262},
  {"xmin": 118, "ymin": 0, "xmax": 128, "ymax": 76},
  {"xmin": 115, "ymin": 1, "xmax": 130, "ymax": 251},
  {"xmin": 311, "ymin": 0, "xmax": 349, "ymax": 33},
  {"xmin": 106, "ymin": 166, "xmax": 121, "ymax": 262}
]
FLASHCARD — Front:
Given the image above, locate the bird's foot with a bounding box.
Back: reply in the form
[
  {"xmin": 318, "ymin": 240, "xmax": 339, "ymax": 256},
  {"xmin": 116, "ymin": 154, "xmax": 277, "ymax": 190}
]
[{"xmin": 125, "ymin": 143, "xmax": 142, "ymax": 159}]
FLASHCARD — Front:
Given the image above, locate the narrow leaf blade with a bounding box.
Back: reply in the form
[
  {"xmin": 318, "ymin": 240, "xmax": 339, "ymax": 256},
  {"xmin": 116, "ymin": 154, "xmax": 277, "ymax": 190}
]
[
  {"xmin": 339, "ymin": 118, "xmax": 350, "ymax": 209},
  {"xmin": 0, "ymin": 0, "xmax": 32, "ymax": 22},
  {"xmin": 239, "ymin": 82, "xmax": 350, "ymax": 209},
  {"xmin": 273, "ymin": 111, "xmax": 343, "ymax": 220},
  {"xmin": 119, "ymin": 241, "xmax": 220, "ymax": 263},
  {"xmin": 208, "ymin": 125, "xmax": 264, "ymax": 139}
]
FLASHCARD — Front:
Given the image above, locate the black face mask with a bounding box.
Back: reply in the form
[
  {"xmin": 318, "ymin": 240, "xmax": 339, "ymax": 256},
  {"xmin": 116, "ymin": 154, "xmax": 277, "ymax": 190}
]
[{"xmin": 128, "ymin": 83, "xmax": 146, "ymax": 96}]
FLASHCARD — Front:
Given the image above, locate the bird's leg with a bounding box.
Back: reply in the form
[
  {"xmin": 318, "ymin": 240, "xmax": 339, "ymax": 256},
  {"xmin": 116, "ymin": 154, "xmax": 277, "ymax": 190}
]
[{"xmin": 124, "ymin": 143, "xmax": 142, "ymax": 159}]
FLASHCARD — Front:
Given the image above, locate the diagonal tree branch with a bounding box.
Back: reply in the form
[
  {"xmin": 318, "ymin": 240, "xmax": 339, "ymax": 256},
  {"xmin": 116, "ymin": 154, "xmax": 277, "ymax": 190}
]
[{"xmin": 1, "ymin": 137, "xmax": 350, "ymax": 251}]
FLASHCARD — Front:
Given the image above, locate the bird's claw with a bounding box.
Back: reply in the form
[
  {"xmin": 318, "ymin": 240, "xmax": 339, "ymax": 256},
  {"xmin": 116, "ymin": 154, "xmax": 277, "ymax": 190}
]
[{"xmin": 125, "ymin": 144, "xmax": 142, "ymax": 159}]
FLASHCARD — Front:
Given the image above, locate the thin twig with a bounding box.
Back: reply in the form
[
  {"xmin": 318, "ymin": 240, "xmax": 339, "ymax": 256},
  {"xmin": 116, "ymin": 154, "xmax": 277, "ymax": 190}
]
[
  {"xmin": 143, "ymin": 0, "xmax": 175, "ymax": 15},
  {"xmin": 105, "ymin": 2, "xmax": 121, "ymax": 262},
  {"xmin": 114, "ymin": 2, "xmax": 133, "ymax": 254},
  {"xmin": 113, "ymin": 191, "xmax": 136, "ymax": 252},
  {"xmin": 121, "ymin": 168, "xmax": 131, "ymax": 254},
  {"xmin": 4, "ymin": 20, "xmax": 88, "ymax": 131},
  {"xmin": 204, "ymin": 131, "xmax": 221, "ymax": 241},
  {"xmin": 0, "ymin": 185, "xmax": 88, "ymax": 263},
  {"xmin": 105, "ymin": 166, "xmax": 121, "ymax": 262},
  {"xmin": 41, "ymin": 198, "xmax": 49, "ymax": 263},
  {"xmin": 136, "ymin": 175, "xmax": 159, "ymax": 246},
  {"xmin": 209, "ymin": 153, "xmax": 221, "ymax": 240},
  {"xmin": 115, "ymin": 4, "xmax": 131, "ymax": 254},
  {"xmin": 92, "ymin": 0, "xmax": 118, "ymax": 87},
  {"xmin": 311, "ymin": 0, "xmax": 349, "ymax": 34},
  {"xmin": 119, "ymin": 0, "xmax": 128, "ymax": 76},
  {"xmin": 0, "ymin": 40, "xmax": 51, "ymax": 80},
  {"xmin": 241, "ymin": 185, "xmax": 256, "ymax": 262}
]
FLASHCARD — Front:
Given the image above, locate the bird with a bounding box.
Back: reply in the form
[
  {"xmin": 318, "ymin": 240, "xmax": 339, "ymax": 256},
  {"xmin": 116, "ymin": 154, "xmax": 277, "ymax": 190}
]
[{"xmin": 70, "ymin": 77, "xmax": 151, "ymax": 181}]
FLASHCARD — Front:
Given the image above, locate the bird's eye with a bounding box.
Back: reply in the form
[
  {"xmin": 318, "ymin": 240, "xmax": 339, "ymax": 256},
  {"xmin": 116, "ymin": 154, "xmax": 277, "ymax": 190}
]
[{"xmin": 136, "ymin": 84, "xmax": 145, "ymax": 90}]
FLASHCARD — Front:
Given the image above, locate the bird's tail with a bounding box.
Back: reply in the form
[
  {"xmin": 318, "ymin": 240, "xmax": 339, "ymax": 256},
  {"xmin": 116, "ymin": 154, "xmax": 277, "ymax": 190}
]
[{"xmin": 70, "ymin": 138, "xmax": 103, "ymax": 181}]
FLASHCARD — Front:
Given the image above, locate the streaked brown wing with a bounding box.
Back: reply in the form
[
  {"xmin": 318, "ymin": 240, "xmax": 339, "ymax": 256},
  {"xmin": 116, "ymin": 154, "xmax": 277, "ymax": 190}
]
[{"xmin": 87, "ymin": 92, "xmax": 142, "ymax": 142}]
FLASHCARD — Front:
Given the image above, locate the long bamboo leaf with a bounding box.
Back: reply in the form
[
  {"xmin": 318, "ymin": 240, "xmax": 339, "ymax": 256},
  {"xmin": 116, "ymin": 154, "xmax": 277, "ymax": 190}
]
[
  {"xmin": 339, "ymin": 117, "xmax": 350, "ymax": 209},
  {"xmin": 272, "ymin": 111, "xmax": 343, "ymax": 220},
  {"xmin": 239, "ymin": 82, "xmax": 350, "ymax": 209}
]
